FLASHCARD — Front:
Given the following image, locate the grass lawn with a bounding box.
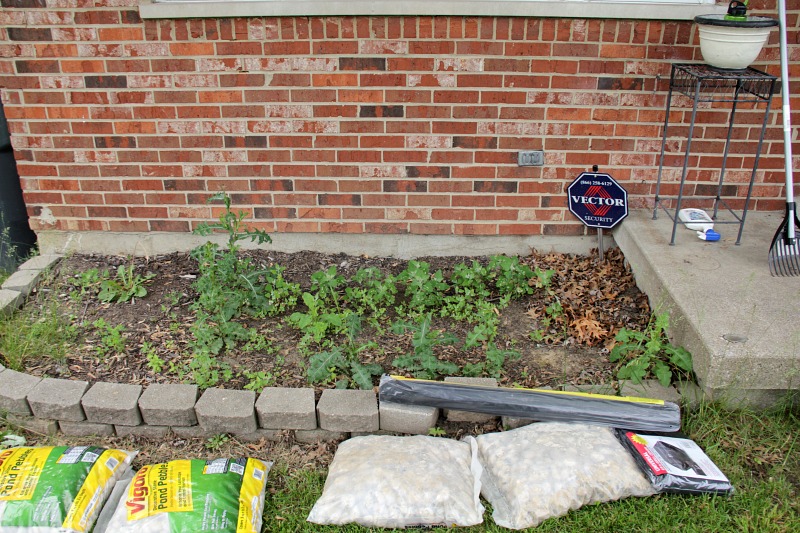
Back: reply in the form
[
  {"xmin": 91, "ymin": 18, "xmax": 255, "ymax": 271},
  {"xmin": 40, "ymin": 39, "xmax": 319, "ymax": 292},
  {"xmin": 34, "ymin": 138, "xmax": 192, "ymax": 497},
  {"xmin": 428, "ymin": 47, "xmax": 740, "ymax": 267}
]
[{"xmin": 261, "ymin": 401, "xmax": 799, "ymax": 532}]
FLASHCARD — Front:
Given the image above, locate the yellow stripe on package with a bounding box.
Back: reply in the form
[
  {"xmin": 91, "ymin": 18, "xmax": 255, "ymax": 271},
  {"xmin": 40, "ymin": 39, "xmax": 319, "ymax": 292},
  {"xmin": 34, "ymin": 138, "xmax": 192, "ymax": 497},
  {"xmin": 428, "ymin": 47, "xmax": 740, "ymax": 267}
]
[{"xmin": 0, "ymin": 446, "xmax": 135, "ymax": 532}]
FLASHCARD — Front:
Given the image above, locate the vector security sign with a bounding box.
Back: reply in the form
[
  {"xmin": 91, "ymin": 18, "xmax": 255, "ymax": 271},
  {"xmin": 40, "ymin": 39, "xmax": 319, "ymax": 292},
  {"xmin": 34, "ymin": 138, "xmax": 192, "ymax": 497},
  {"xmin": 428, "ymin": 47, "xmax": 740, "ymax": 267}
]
[{"xmin": 567, "ymin": 172, "xmax": 628, "ymax": 229}]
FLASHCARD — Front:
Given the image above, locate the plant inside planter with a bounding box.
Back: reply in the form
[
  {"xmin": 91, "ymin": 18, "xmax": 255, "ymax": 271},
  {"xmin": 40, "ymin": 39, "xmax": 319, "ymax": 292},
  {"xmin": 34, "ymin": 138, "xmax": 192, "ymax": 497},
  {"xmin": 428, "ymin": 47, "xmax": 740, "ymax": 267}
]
[{"xmin": 694, "ymin": 1, "xmax": 778, "ymax": 70}]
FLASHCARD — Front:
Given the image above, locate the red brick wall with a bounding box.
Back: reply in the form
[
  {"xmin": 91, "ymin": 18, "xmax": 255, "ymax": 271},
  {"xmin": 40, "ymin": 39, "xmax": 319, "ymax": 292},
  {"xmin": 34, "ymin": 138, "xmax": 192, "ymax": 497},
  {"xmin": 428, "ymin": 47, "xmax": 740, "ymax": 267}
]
[{"xmin": 1, "ymin": 1, "xmax": 798, "ymax": 237}]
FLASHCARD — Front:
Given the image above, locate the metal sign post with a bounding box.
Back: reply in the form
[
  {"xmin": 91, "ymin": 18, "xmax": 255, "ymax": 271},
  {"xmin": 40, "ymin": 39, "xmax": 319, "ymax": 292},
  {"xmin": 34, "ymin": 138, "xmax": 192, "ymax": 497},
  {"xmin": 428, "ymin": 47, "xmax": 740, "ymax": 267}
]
[{"xmin": 567, "ymin": 167, "xmax": 629, "ymax": 261}]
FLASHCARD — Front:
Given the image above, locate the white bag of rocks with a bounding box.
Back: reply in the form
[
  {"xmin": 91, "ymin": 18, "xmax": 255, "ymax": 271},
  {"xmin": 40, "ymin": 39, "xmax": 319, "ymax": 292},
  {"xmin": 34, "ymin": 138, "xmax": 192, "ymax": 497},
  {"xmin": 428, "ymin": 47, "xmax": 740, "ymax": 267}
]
[{"xmin": 307, "ymin": 434, "xmax": 484, "ymax": 528}]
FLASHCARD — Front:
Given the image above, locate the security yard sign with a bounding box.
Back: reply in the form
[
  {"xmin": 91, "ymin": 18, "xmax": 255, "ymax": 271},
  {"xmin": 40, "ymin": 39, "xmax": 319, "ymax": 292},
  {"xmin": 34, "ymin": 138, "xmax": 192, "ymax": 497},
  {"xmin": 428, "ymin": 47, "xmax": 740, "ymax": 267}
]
[{"xmin": 567, "ymin": 172, "xmax": 628, "ymax": 229}]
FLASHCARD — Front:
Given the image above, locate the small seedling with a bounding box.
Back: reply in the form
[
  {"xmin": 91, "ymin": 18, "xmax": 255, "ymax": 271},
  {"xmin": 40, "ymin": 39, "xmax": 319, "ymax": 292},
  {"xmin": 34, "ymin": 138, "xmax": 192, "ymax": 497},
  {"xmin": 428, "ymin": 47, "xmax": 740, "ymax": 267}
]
[
  {"xmin": 205, "ymin": 434, "xmax": 230, "ymax": 451},
  {"xmin": 97, "ymin": 264, "xmax": 155, "ymax": 303}
]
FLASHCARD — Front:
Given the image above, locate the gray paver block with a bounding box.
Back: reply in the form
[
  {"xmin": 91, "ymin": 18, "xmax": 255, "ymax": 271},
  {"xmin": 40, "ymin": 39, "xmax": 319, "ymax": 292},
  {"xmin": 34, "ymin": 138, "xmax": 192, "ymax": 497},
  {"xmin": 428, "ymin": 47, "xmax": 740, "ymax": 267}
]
[
  {"xmin": 502, "ymin": 416, "xmax": 535, "ymax": 430},
  {"xmin": 195, "ymin": 388, "xmax": 257, "ymax": 435},
  {"xmin": 114, "ymin": 425, "xmax": 170, "ymax": 439},
  {"xmin": 59, "ymin": 420, "xmax": 115, "ymax": 437},
  {"xmin": 255, "ymin": 387, "xmax": 316, "ymax": 430},
  {"xmin": 294, "ymin": 429, "xmax": 348, "ymax": 443},
  {"xmin": 5, "ymin": 414, "xmax": 58, "ymax": 435},
  {"xmin": 170, "ymin": 425, "xmax": 213, "ymax": 439},
  {"xmin": 563, "ymin": 383, "xmax": 618, "ymax": 396},
  {"xmin": 379, "ymin": 400, "xmax": 438, "ymax": 434},
  {"xmin": 138, "ymin": 384, "xmax": 198, "ymax": 426},
  {"xmin": 27, "ymin": 378, "xmax": 89, "ymax": 421},
  {"xmin": 235, "ymin": 429, "xmax": 282, "ymax": 443},
  {"xmin": 444, "ymin": 377, "xmax": 498, "ymax": 423},
  {"xmin": 677, "ymin": 381, "xmax": 706, "ymax": 410},
  {"xmin": 18, "ymin": 254, "xmax": 63, "ymax": 271},
  {"xmin": 317, "ymin": 389, "xmax": 379, "ymax": 432},
  {"xmin": 619, "ymin": 379, "xmax": 682, "ymax": 404},
  {"xmin": 0, "ymin": 289, "xmax": 23, "ymax": 316},
  {"xmin": 0, "ymin": 369, "xmax": 42, "ymax": 415},
  {"xmin": 1, "ymin": 269, "xmax": 42, "ymax": 296},
  {"xmin": 82, "ymin": 382, "xmax": 143, "ymax": 426}
]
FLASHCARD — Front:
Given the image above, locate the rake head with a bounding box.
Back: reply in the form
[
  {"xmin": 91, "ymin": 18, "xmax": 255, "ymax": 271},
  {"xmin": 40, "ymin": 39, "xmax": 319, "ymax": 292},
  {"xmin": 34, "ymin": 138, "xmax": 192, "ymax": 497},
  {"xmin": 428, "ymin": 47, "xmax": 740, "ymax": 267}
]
[{"xmin": 768, "ymin": 204, "xmax": 800, "ymax": 277}]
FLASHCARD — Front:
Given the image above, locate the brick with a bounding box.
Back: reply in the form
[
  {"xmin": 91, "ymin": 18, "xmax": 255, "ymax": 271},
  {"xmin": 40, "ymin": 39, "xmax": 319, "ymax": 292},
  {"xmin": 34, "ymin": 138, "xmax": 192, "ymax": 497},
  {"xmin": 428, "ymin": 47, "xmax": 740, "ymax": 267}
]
[
  {"xmin": 1, "ymin": 268, "xmax": 42, "ymax": 297},
  {"xmin": 255, "ymin": 387, "xmax": 316, "ymax": 430},
  {"xmin": 379, "ymin": 401, "xmax": 439, "ymax": 435},
  {"xmin": 0, "ymin": 370, "xmax": 41, "ymax": 415},
  {"xmin": 195, "ymin": 388, "xmax": 257, "ymax": 435},
  {"xmin": 114, "ymin": 425, "xmax": 170, "ymax": 439},
  {"xmin": 4, "ymin": 414, "xmax": 58, "ymax": 436},
  {"xmin": 294, "ymin": 429, "xmax": 348, "ymax": 444},
  {"xmin": 317, "ymin": 389, "xmax": 379, "ymax": 432},
  {"xmin": 27, "ymin": 378, "xmax": 89, "ymax": 422},
  {"xmin": 82, "ymin": 382, "xmax": 143, "ymax": 426},
  {"xmin": 138, "ymin": 384, "xmax": 199, "ymax": 426},
  {"xmin": 0, "ymin": 289, "xmax": 24, "ymax": 316},
  {"xmin": 444, "ymin": 377, "xmax": 498, "ymax": 423},
  {"xmin": 59, "ymin": 421, "xmax": 115, "ymax": 437}
]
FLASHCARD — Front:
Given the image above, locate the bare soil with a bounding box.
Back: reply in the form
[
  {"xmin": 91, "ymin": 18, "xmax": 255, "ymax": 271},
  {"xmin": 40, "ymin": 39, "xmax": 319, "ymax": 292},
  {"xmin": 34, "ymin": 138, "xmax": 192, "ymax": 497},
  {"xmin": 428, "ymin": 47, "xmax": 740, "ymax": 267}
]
[{"xmin": 20, "ymin": 247, "xmax": 651, "ymax": 393}]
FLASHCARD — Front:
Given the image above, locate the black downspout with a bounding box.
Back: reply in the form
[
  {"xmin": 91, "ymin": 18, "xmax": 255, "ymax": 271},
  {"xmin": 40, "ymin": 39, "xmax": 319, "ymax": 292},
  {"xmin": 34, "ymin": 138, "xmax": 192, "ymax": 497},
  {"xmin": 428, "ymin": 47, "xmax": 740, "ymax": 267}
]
[{"xmin": 0, "ymin": 100, "xmax": 37, "ymax": 271}]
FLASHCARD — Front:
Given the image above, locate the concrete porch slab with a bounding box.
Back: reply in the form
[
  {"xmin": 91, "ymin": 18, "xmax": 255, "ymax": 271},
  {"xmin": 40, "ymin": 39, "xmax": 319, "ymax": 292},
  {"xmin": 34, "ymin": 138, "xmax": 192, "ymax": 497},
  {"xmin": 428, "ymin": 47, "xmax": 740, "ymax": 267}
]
[{"xmin": 614, "ymin": 209, "xmax": 800, "ymax": 407}]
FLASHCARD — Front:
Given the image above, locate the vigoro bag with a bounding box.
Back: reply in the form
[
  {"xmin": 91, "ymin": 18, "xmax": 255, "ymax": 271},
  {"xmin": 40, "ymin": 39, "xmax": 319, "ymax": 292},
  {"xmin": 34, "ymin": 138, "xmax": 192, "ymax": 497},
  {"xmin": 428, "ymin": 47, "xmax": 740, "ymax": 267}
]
[
  {"xmin": 103, "ymin": 458, "xmax": 271, "ymax": 533},
  {"xmin": 469, "ymin": 422, "xmax": 656, "ymax": 530},
  {"xmin": 0, "ymin": 445, "xmax": 135, "ymax": 533},
  {"xmin": 307, "ymin": 435, "xmax": 484, "ymax": 528}
]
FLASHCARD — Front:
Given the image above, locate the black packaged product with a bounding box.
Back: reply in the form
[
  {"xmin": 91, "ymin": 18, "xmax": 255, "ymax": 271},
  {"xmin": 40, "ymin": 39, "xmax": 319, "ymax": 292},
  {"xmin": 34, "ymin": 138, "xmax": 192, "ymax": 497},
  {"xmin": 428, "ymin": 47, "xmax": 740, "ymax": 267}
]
[{"xmin": 615, "ymin": 430, "xmax": 734, "ymax": 495}]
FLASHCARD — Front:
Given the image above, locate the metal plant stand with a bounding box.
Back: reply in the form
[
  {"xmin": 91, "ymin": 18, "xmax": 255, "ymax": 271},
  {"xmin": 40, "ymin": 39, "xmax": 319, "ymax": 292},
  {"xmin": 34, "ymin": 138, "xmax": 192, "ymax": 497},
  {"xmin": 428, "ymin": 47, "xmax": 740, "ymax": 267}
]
[{"xmin": 653, "ymin": 63, "xmax": 777, "ymax": 244}]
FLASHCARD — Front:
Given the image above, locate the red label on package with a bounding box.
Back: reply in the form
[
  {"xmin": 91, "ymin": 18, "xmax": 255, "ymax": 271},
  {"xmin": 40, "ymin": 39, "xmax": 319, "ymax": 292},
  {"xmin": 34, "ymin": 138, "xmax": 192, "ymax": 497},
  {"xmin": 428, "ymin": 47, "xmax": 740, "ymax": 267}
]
[{"xmin": 625, "ymin": 432, "xmax": 667, "ymax": 476}]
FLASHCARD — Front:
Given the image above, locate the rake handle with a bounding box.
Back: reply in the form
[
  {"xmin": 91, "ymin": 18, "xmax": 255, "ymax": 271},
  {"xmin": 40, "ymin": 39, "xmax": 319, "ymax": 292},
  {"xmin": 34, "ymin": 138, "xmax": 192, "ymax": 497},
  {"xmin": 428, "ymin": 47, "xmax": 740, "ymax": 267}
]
[{"xmin": 778, "ymin": 0, "xmax": 796, "ymax": 240}]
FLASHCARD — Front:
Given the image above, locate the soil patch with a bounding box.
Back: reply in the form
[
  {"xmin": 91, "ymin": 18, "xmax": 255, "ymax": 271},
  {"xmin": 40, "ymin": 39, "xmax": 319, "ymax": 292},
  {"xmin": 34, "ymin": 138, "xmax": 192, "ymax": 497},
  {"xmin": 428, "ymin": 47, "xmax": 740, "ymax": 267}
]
[{"xmin": 19, "ymin": 247, "xmax": 650, "ymax": 392}]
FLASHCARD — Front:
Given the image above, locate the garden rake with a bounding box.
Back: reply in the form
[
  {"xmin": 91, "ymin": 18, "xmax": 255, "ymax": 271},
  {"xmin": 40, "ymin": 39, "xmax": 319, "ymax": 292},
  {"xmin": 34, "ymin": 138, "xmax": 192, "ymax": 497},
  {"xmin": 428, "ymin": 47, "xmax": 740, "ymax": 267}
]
[{"xmin": 769, "ymin": 0, "xmax": 800, "ymax": 276}]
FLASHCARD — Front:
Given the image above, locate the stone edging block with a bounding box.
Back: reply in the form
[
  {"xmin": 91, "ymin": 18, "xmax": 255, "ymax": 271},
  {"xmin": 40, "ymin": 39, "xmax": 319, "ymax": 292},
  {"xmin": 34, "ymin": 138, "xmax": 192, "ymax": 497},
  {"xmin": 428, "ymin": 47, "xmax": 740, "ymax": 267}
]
[
  {"xmin": 0, "ymin": 369, "xmax": 42, "ymax": 415},
  {"xmin": 317, "ymin": 389, "xmax": 379, "ymax": 432},
  {"xmin": 255, "ymin": 387, "xmax": 317, "ymax": 430},
  {"xmin": 0, "ymin": 289, "xmax": 23, "ymax": 316},
  {"xmin": 1, "ymin": 269, "xmax": 42, "ymax": 297},
  {"xmin": 82, "ymin": 382, "xmax": 143, "ymax": 426},
  {"xmin": 138, "ymin": 383, "xmax": 199, "ymax": 426},
  {"xmin": 444, "ymin": 376, "xmax": 497, "ymax": 423},
  {"xmin": 195, "ymin": 388, "xmax": 257, "ymax": 435},
  {"xmin": 27, "ymin": 378, "xmax": 89, "ymax": 422}
]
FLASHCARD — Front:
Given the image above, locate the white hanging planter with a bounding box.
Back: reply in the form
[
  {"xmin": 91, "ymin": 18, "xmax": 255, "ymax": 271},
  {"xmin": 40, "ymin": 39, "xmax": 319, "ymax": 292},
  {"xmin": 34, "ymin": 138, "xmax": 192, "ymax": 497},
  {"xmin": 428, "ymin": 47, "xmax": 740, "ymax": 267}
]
[{"xmin": 694, "ymin": 12, "xmax": 777, "ymax": 70}]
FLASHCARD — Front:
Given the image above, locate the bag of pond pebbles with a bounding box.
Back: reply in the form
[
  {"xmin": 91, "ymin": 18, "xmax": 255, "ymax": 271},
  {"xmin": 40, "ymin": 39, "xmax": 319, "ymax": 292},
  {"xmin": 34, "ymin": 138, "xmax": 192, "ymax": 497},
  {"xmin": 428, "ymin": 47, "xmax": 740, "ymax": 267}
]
[
  {"xmin": 307, "ymin": 435, "xmax": 484, "ymax": 528},
  {"xmin": 468, "ymin": 422, "xmax": 656, "ymax": 529},
  {"xmin": 102, "ymin": 457, "xmax": 271, "ymax": 533},
  {"xmin": 0, "ymin": 445, "xmax": 136, "ymax": 532}
]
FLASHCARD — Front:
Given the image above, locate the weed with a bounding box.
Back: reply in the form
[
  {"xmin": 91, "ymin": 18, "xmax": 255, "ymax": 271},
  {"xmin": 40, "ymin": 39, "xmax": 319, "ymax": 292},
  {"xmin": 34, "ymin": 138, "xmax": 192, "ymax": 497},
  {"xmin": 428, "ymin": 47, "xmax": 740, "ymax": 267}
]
[
  {"xmin": 288, "ymin": 292, "xmax": 349, "ymax": 350},
  {"xmin": 97, "ymin": 264, "xmax": 155, "ymax": 303},
  {"xmin": 306, "ymin": 314, "xmax": 382, "ymax": 390},
  {"xmin": 609, "ymin": 311, "xmax": 693, "ymax": 386},
  {"xmin": 92, "ymin": 318, "xmax": 126, "ymax": 357},
  {"xmin": 427, "ymin": 427, "xmax": 447, "ymax": 437},
  {"xmin": 462, "ymin": 342, "xmax": 520, "ymax": 379},
  {"xmin": 0, "ymin": 299, "xmax": 79, "ymax": 368},
  {"xmin": 396, "ymin": 261, "xmax": 449, "ymax": 315},
  {"xmin": 141, "ymin": 341, "xmax": 164, "ymax": 373},
  {"xmin": 392, "ymin": 314, "xmax": 459, "ymax": 379},
  {"xmin": 205, "ymin": 434, "xmax": 230, "ymax": 451},
  {"xmin": 529, "ymin": 297, "xmax": 567, "ymax": 343},
  {"xmin": 242, "ymin": 370, "xmax": 276, "ymax": 392}
]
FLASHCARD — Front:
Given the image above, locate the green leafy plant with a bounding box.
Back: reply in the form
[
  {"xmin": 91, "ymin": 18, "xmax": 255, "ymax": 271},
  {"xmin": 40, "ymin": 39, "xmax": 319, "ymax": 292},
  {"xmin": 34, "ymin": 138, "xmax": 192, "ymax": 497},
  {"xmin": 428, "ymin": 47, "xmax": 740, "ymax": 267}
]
[
  {"xmin": 288, "ymin": 292, "xmax": 348, "ymax": 350},
  {"xmin": 205, "ymin": 434, "xmax": 230, "ymax": 451},
  {"xmin": 529, "ymin": 297, "xmax": 566, "ymax": 343},
  {"xmin": 462, "ymin": 342, "xmax": 520, "ymax": 378},
  {"xmin": 427, "ymin": 427, "xmax": 447, "ymax": 437},
  {"xmin": 488, "ymin": 255, "xmax": 537, "ymax": 301},
  {"xmin": 97, "ymin": 264, "xmax": 155, "ymax": 303},
  {"xmin": 609, "ymin": 312, "xmax": 693, "ymax": 386},
  {"xmin": 141, "ymin": 341, "xmax": 164, "ymax": 373},
  {"xmin": 306, "ymin": 314, "xmax": 382, "ymax": 390},
  {"xmin": 392, "ymin": 314, "xmax": 459, "ymax": 379},
  {"xmin": 396, "ymin": 261, "xmax": 449, "ymax": 315},
  {"xmin": 92, "ymin": 318, "xmax": 126, "ymax": 357},
  {"xmin": 242, "ymin": 370, "xmax": 276, "ymax": 392},
  {"xmin": 344, "ymin": 267, "xmax": 397, "ymax": 323}
]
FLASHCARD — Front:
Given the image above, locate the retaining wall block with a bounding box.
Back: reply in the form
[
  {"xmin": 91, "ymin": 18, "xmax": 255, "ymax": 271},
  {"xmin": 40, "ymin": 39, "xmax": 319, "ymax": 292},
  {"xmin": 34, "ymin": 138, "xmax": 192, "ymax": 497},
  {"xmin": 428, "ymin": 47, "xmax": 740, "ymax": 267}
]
[
  {"xmin": 114, "ymin": 425, "xmax": 170, "ymax": 439},
  {"xmin": 82, "ymin": 382, "xmax": 143, "ymax": 426},
  {"xmin": 317, "ymin": 389, "xmax": 379, "ymax": 432},
  {"xmin": 27, "ymin": 378, "xmax": 89, "ymax": 422},
  {"xmin": 443, "ymin": 376, "xmax": 498, "ymax": 423},
  {"xmin": 0, "ymin": 289, "xmax": 23, "ymax": 316},
  {"xmin": 59, "ymin": 420, "xmax": 115, "ymax": 437},
  {"xmin": 0, "ymin": 369, "xmax": 42, "ymax": 415},
  {"xmin": 170, "ymin": 425, "xmax": 214, "ymax": 439},
  {"xmin": 1, "ymin": 269, "xmax": 42, "ymax": 297},
  {"xmin": 5, "ymin": 413, "xmax": 58, "ymax": 436},
  {"xmin": 255, "ymin": 387, "xmax": 317, "ymax": 430},
  {"xmin": 563, "ymin": 383, "xmax": 618, "ymax": 396},
  {"xmin": 294, "ymin": 429, "xmax": 348, "ymax": 443},
  {"xmin": 379, "ymin": 400, "xmax": 439, "ymax": 435},
  {"xmin": 18, "ymin": 254, "xmax": 63, "ymax": 271},
  {"xmin": 138, "ymin": 383, "xmax": 199, "ymax": 426},
  {"xmin": 618, "ymin": 379, "xmax": 682, "ymax": 404},
  {"xmin": 194, "ymin": 388, "xmax": 257, "ymax": 435},
  {"xmin": 502, "ymin": 416, "xmax": 536, "ymax": 430}
]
